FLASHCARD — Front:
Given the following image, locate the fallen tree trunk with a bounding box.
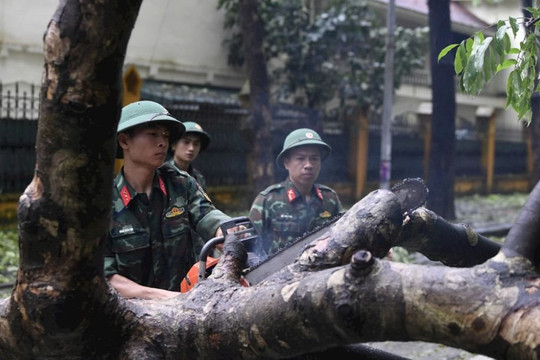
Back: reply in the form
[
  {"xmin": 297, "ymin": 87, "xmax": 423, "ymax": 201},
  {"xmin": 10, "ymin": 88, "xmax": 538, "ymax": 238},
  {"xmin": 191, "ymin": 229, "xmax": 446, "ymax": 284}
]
[{"xmin": 0, "ymin": 0, "xmax": 539, "ymax": 359}]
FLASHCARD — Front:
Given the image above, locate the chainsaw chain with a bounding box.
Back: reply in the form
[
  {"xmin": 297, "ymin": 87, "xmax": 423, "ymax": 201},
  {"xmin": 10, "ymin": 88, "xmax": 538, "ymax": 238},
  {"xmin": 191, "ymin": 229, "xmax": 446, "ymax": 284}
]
[{"xmin": 243, "ymin": 213, "xmax": 343, "ymax": 275}]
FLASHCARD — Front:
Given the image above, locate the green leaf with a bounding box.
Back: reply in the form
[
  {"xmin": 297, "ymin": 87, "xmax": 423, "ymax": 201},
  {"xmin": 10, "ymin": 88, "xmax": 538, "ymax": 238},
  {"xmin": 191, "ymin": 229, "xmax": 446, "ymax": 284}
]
[
  {"xmin": 466, "ymin": 37, "xmax": 473, "ymax": 52},
  {"xmin": 496, "ymin": 59, "xmax": 517, "ymax": 72},
  {"xmin": 470, "ymin": 35, "xmax": 492, "ymax": 73},
  {"xmin": 455, "ymin": 44, "xmax": 465, "ymax": 74},
  {"xmin": 438, "ymin": 43, "xmax": 459, "ymax": 62},
  {"xmin": 504, "ymin": 33, "xmax": 511, "ymax": 52},
  {"xmin": 509, "ymin": 17, "xmax": 519, "ymax": 37}
]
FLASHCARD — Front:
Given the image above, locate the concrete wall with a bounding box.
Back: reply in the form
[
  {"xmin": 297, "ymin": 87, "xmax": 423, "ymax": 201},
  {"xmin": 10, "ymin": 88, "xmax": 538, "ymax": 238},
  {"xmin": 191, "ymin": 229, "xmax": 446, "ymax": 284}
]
[{"xmin": 0, "ymin": 0, "xmax": 245, "ymax": 87}]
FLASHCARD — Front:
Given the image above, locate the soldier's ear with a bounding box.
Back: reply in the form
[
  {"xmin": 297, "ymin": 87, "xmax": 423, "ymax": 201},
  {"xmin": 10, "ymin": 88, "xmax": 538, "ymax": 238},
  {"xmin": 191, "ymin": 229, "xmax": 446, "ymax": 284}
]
[
  {"xmin": 117, "ymin": 133, "xmax": 130, "ymax": 152},
  {"xmin": 283, "ymin": 156, "xmax": 291, "ymax": 171}
]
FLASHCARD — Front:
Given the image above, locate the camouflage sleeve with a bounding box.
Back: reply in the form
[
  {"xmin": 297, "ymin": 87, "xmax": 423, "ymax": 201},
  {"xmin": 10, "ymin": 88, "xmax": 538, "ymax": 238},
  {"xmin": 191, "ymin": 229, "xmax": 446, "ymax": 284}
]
[
  {"xmin": 320, "ymin": 185, "xmax": 345, "ymax": 214},
  {"xmin": 103, "ymin": 257, "xmax": 118, "ymax": 278},
  {"xmin": 193, "ymin": 169, "xmax": 207, "ymax": 191},
  {"xmin": 248, "ymin": 193, "xmax": 266, "ymax": 240},
  {"xmin": 185, "ymin": 176, "xmax": 230, "ymax": 240},
  {"xmin": 103, "ymin": 236, "xmax": 118, "ymax": 277}
]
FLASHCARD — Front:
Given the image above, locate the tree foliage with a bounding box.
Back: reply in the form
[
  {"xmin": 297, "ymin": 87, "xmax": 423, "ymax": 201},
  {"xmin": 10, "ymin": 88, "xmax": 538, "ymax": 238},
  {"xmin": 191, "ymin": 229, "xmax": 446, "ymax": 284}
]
[
  {"xmin": 219, "ymin": 0, "xmax": 427, "ymax": 111},
  {"xmin": 439, "ymin": 6, "xmax": 540, "ymax": 121}
]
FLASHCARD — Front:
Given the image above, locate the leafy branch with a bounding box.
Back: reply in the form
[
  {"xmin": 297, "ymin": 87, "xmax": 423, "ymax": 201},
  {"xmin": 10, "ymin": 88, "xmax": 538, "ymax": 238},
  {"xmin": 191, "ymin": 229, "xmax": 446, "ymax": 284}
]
[{"xmin": 439, "ymin": 10, "xmax": 540, "ymax": 122}]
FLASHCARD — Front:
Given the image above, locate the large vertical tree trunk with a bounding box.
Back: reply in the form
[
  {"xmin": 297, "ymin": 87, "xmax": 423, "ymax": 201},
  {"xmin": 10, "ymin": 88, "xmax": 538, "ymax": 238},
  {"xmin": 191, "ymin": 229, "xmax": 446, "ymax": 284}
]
[
  {"xmin": 5, "ymin": 0, "xmax": 143, "ymax": 357},
  {"xmin": 427, "ymin": 0, "xmax": 456, "ymax": 220},
  {"xmin": 239, "ymin": 0, "xmax": 275, "ymax": 195},
  {"xmin": 523, "ymin": 0, "xmax": 540, "ymax": 186}
]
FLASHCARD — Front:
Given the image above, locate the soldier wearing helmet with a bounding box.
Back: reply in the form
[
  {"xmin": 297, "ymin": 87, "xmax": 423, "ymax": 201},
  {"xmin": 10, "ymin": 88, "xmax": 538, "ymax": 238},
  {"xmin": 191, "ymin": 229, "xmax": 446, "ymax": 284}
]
[
  {"xmin": 249, "ymin": 128, "xmax": 344, "ymax": 255},
  {"xmin": 104, "ymin": 101, "xmax": 231, "ymax": 300},
  {"xmin": 168, "ymin": 121, "xmax": 211, "ymax": 191},
  {"xmin": 167, "ymin": 121, "xmax": 211, "ymax": 259}
]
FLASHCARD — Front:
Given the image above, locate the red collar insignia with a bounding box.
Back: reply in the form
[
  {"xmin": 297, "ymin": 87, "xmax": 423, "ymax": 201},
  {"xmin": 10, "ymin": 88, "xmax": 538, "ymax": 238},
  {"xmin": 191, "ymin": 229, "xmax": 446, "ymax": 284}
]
[
  {"xmin": 315, "ymin": 187, "xmax": 323, "ymax": 200},
  {"xmin": 120, "ymin": 185, "xmax": 132, "ymax": 207},
  {"xmin": 158, "ymin": 176, "xmax": 167, "ymax": 196},
  {"xmin": 287, "ymin": 188, "xmax": 296, "ymax": 202}
]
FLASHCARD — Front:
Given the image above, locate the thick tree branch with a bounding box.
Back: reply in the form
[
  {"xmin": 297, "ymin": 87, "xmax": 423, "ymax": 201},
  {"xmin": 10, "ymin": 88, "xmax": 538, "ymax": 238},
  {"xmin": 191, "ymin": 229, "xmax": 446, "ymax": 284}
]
[
  {"xmin": 503, "ymin": 179, "xmax": 540, "ymax": 264},
  {"xmin": 396, "ymin": 207, "xmax": 501, "ymax": 266}
]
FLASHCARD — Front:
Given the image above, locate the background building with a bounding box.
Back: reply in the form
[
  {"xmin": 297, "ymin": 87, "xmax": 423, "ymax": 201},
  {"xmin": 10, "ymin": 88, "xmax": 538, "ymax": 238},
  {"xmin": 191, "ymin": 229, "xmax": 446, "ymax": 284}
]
[{"xmin": 0, "ymin": 0, "xmax": 530, "ymax": 216}]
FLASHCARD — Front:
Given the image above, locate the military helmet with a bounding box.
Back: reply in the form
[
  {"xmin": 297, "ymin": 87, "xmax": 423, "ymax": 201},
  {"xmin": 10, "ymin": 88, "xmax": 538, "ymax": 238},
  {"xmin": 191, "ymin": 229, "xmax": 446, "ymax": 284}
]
[
  {"xmin": 182, "ymin": 121, "xmax": 211, "ymax": 151},
  {"xmin": 276, "ymin": 128, "xmax": 332, "ymax": 168},
  {"xmin": 116, "ymin": 100, "xmax": 185, "ymax": 158}
]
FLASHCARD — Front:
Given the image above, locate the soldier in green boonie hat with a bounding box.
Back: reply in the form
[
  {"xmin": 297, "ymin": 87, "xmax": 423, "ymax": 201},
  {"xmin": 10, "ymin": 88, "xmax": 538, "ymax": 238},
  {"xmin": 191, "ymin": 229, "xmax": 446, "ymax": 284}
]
[
  {"xmin": 104, "ymin": 100, "xmax": 233, "ymax": 300},
  {"xmin": 115, "ymin": 100, "xmax": 185, "ymax": 159},
  {"xmin": 249, "ymin": 128, "xmax": 344, "ymax": 255},
  {"xmin": 168, "ymin": 121, "xmax": 211, "ymax": 191},
  {"xmin": 167, "ymin": 121, "xmax": 212, "ymax": 259},
  {"xmin": 275, "ymin": 127, "xmax": 332, "ymax": 168}
]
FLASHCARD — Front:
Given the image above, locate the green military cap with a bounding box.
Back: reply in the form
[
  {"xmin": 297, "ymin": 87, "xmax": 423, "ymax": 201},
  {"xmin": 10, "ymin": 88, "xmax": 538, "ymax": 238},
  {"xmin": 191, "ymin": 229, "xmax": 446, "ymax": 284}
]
[
  {"xmin": 276, "ymin": 128, "xmax": 332, "ymax": 168},
  {"xmin": 182, "ymin": 121, "xmax": 211, "ymax": 151},
  {"xmin": 116, "ymin": 101, "xmax": 185, "ymax": 158}
]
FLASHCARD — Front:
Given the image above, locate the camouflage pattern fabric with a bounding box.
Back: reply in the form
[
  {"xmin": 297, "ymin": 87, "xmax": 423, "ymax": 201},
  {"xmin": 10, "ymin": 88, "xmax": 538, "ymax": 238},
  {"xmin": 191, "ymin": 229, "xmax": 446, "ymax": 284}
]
[
  {"xmin": 104, "ymin": 163, "xmax": 229, "ymax": 291},
  {"xmin": 167, "ymin": 160, "xmax": 207, "ymax": 258},
  {"xmin": 167, "ymin": 159, "xmax": 207, "ymax": 191},
  {"xmin": 249, "ymin": 178, "xmax": 344, "ymax": 255}
]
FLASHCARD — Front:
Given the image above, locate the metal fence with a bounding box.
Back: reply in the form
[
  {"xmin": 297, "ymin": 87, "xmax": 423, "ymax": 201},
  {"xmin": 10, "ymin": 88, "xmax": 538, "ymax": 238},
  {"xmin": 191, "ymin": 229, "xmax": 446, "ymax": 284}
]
[
  {"xmin": 0, "ymin": 82, "xmax": 40, "ymax": 120},
  {"xmin": 0, "ymin": 80, "xmax": 530, "ymax": 196},
  {"xmin": 0, "ymin": 82, "xmax": 39, "ymax": 194}
]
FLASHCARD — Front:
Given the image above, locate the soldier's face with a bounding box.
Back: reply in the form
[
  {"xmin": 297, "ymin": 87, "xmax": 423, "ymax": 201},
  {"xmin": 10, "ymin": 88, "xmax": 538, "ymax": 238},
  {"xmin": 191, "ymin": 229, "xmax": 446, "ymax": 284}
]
[
  {"xmin": 173, "ymin": 134, "xmax": 202, "ymax": 166},
  {"xmin": 119, "ymin": 124, "xmax": 170, "ymax": 170},
  {"xmin": 284, "ymin": 146, "xmax": 322, "ymax": 189}
]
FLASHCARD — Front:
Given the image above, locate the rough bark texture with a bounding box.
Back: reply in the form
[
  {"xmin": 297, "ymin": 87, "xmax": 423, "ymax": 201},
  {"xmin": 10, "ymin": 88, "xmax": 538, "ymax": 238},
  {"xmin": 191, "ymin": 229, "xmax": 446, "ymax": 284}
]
[
  {"xmin": 0, "ymin": 0, "xmax": 143, "ymax": 358},
  {"xmin": 0, "ymin": 1, "xmax": 539, "ymax": 359},
  {"xmin": 427, "ymin": 0, "xmax": 456, "ymax": 220},
  {"xmin": 523, "ymin": 0, "xmax": 540, "ymax": 186}
]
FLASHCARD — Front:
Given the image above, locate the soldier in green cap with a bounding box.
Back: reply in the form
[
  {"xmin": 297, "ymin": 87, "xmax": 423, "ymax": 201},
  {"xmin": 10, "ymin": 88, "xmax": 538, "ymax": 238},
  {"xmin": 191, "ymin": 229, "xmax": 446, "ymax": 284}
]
[
  {"xmin": 168, "ymin": 121, "xmax": 211, "ymax": 191},
  {"xmin": 104, "ymin": 101, "xmax": 232, "ymax": 300},
  {"xmin": 249, "ymin": 128, "xmax": 344, "ymax": 255},
  {"xmin": 167, "ymin": 121, "xmax": 211, "ymax": 258}
]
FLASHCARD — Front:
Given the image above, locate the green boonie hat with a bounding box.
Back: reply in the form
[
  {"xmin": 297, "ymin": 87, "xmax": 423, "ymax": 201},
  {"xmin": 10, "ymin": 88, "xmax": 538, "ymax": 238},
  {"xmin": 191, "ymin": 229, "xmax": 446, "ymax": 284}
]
[
  {"xmin": 182, "ymin": 121, "xmax": 211, "ymax": 151},
  {"xmin": 276, "ymin": 128, "xmax": 332, "ymax": 168},
  {"xmin": 116, "ymin": 101, "xmax": 185, "ymax": 159}
]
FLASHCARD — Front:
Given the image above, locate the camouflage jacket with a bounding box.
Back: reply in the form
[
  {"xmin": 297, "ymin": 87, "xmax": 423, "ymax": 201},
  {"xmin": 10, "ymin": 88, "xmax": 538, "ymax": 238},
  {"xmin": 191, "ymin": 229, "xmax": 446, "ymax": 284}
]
[
  {"xmin": 167, "ymin": 160, "xmax": 207, "ymax": 257},
  {"xmin": 167, "ymin": 160, "xmax": 207, "ymax": 191},
  {"xmin": 104, "ymin": 163, "xmax": 229, "ymax": 291},
  {"xmin": 248, "ymin": 178, "xmax": 344, "ymax": 255}
]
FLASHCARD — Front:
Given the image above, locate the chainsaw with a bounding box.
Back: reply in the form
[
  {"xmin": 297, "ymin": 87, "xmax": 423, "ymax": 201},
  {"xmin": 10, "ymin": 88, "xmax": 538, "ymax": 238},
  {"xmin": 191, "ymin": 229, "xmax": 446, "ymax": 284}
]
[{"xmin": 180, "ymin": 177, "xmax": 429, "ymax": 292}]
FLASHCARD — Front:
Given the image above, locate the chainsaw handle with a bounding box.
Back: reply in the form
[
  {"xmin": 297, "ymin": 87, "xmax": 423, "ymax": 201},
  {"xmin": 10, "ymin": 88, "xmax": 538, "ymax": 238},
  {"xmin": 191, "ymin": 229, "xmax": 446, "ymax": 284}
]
[
  {"xmin": 198, "ymin": 236, "xmax": 225, "ymax": 280},
  {"xmin": 198, "ymin": 216, "xmax": 264, "ymax": 281}
]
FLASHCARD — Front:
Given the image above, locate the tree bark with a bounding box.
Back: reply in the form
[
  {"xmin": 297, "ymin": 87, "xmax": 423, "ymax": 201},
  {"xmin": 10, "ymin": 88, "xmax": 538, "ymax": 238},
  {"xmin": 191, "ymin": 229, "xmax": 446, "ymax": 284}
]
[
  {"xmin": 523, "ymin": 0, "xmax": 540, "ymax": 186},
  {"xmin": 238, "ymin": 0, "xmax": 275, "ymax": 196},
  {"xmin": 1, "ymin": 1, "xmax": 540, "ymax": 359},
  {"xmin": 427, "ymin": 0, "xmax": 456, "ymax": 220},
  {"xmin": 0, "ymin": 0, "xmax": 143, "ymax": 358}
]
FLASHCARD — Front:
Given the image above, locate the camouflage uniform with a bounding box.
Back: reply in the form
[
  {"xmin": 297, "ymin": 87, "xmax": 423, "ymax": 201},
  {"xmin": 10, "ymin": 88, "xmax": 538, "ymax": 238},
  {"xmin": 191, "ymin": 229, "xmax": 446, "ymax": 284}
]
[
  {"xmin": 104, "ymin": 163, "xmax": 229, "ymax": 291},
  {"xmin": 166, "ymin": 159, "xmax": 208, "ymax": 258},
  {"xmin": 167, "ymin": 159, "xmax": 207, "ymax": 191},
  {"xmin": 249, "ymin": 178, "xmax": 344, "ymax": 255}
]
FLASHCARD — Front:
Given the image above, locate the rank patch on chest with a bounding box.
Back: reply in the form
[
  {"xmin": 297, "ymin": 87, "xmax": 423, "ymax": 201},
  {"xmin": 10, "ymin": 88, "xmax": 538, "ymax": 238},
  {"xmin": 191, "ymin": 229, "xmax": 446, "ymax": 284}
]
[
  {"xmin": 166, "ymin": 206, "xmax": 185, "ymax": 218},
  {"xmin": 319, "ymin": 211, "xmax": 331, "ymax": 218},
  {"xmin": 118, "ymin": 225, "xmax": 134, "ymax": 234}
]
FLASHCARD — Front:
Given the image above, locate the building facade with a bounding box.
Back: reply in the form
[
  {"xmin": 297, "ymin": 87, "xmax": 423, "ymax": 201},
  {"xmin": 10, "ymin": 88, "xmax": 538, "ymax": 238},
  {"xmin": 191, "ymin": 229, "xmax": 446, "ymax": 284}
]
[{"xmin": 0, "ymin": 0, "xmax": 530, "ymax": 215}]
